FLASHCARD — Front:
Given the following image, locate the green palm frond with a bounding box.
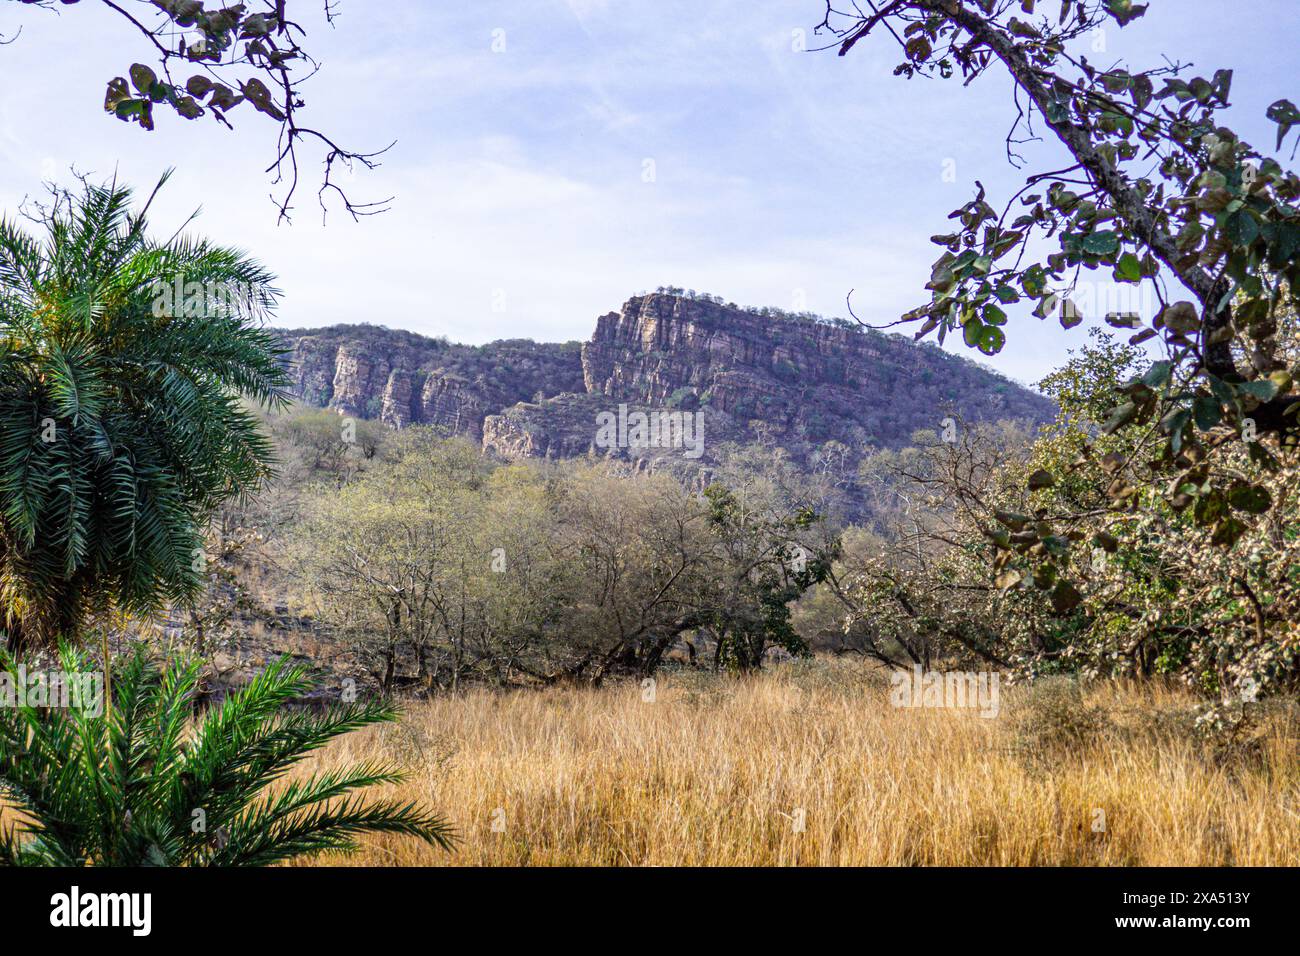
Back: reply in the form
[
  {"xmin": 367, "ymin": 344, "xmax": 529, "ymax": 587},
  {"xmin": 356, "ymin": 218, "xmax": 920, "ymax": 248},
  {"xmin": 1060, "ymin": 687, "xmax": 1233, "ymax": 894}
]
[
  {"xmin": 0, "ymin": 645, "xmax": 454, "ymax": 866},
  {"xmin": 0, "ymin": 176, "xmax": 292, "ymax": 648}
]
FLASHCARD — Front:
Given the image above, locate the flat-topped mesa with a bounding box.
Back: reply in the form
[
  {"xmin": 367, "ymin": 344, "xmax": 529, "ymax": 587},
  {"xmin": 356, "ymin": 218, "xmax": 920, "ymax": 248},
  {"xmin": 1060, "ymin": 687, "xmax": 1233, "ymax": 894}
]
[
  {"xmin": 570, "ymin": 292, "xmax": 1053, "ymax": 444},
  {"xmin": 581, "ymin": 293, "xmax": 902, "ymax": 410},
  {"xmin": 278, "ymin": 294, "xmax": 1055, "ymax": 484}
]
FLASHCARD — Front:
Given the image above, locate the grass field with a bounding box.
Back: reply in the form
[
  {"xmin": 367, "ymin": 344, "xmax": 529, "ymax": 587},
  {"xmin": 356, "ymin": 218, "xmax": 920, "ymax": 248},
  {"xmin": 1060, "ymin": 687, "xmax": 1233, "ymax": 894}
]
[{"xmin": 292, "ymin": 661, "xmax": 1300, "ymax": 866}]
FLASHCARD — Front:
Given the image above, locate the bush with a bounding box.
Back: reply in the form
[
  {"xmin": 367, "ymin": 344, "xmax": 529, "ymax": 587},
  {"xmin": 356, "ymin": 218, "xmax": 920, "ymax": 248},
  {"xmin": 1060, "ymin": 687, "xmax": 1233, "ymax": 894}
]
[{"xmin": 0, "ymin": 645, "xmax": 453, "ymax": 866}]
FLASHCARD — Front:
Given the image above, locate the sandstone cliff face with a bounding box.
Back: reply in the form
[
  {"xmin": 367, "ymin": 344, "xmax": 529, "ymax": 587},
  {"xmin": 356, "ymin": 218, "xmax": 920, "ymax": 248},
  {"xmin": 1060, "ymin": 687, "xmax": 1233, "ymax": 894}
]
[
  {"xmin": 480, "ymin": 394, "xmax": 616, "ymax": 460},
  {"xmin": 278, "ymin": 324, "xmax": 585, "ymax": 435},
  {"xmin": 280, "ymin": 295, "xmax": 1055, "ymax": 501},
  {"xmin": 568, "ymin": 293, "xmax": 1053, "ymax": 451}
]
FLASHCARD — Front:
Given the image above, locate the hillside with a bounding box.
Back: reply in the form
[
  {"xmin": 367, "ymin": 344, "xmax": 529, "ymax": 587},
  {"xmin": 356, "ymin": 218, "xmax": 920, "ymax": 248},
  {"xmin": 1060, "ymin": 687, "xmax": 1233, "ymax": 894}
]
[
  {"xmin": 277, "ymin": 293, "xmax": 1055, "ymax": 503},
  {"xmin": 278, "ymin": 325, "xmax": 586, "ymax": 437}
]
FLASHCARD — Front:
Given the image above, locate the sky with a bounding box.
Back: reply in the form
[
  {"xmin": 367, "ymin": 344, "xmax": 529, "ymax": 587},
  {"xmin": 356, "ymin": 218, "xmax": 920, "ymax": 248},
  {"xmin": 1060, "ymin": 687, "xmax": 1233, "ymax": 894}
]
[{"xmin": 0, "ymin": 0, "xmax": 1296, "ymax": 387}]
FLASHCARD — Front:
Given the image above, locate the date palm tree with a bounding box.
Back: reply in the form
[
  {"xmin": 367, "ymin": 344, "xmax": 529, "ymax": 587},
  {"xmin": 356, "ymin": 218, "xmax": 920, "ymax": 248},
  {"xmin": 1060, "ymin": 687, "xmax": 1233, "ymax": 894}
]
[
  {"xmin": 0, "ymin": 174, "xmax": 291, "ymax": 649},
  {"xmin": 0, "ymin": 645, "xmax": 454, "ymax": 866}
]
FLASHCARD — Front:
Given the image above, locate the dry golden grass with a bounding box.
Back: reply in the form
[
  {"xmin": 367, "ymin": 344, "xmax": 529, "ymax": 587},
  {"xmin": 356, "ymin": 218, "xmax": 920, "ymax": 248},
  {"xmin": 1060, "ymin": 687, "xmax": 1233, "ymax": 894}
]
[{"xmin": 292, "ymin": 660, "xmax": 1300, "ymax": 866}]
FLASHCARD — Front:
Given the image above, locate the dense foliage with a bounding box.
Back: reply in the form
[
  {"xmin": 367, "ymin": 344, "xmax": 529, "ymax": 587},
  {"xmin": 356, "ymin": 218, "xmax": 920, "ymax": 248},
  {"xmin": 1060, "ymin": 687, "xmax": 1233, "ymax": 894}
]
[
  {"xmin": 0, "ymin": 645, "xmax": 452, "ymax": 865},
  {"xmin": 819, "ymin": 330, "xmax": 1299, "ymax": 699},
  {"xmin": 0, "ymin": 176, "xmax": 289, "ymax": 650},
  {"xmin": 281, "ymin": 428, "xmax": 835, "ymax": 689},
  {"xmin": 821, "ymin": 0, "xmax": 1300, "ymax": 616},
  {"xmin": 212, "ymin": 312, "xmax": 1300, "ymax": 700}
]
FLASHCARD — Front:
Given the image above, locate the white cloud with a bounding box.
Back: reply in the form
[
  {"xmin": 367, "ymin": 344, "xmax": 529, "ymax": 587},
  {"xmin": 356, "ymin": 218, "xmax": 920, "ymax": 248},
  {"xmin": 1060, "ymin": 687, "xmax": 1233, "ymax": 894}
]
[{"xmin": 0, "ymin": 0, "xmax": 1294, "ymax": 385}]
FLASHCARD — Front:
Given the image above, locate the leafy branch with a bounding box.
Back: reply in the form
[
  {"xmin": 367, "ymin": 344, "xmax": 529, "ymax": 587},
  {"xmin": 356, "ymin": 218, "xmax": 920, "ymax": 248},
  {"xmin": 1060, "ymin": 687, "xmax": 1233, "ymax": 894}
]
[{"xmin": 15, "ymin": 0, "xmax": 391, "ymax": 223}]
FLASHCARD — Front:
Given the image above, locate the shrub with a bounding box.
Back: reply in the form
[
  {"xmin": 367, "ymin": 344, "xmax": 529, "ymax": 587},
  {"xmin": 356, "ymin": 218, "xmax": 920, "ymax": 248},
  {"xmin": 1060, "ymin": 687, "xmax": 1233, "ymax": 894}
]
[{"xmin": 0, "ymin": 646, "xmax": 453, "ymax": 865}]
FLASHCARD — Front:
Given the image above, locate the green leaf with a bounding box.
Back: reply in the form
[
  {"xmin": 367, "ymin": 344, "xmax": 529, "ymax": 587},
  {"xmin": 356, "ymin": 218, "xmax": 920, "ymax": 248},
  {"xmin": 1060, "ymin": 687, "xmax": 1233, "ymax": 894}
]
[
  {"xmin": 104, "ymin": 77, "xmax": 131, "ymax": 112},
  {"xmin": 113, "ymin": 99, "xmax": 142, "ymax": 121},
  {"xmin": 905, "ymin": 36, "xmax": 933, "ymax": 61},
  {"xmin": 1224, "ymin": 210, "xmax": 1260, "ymax": 247},
  {"xmin": 1267, "ymin": 99, "xmax": 1300, "ymax": 150},
  {"xmin": 976, "ymin": 324, "xmax": 1005, "ymax": 355},
  {"xmin": 995, "ymin": 510, "xmax": 1032, "ymax": 530},
  {"xmin": 1058, "ymin": 298, "xmax": 1083, "ymax": 329},
  {"xmin": 240, "ymin": 78, "xmax": 285, "ymax": 121},
  {"xmin": 1043, "ymin": 535, "xmax": 1070, "ymax": 557},
  {"xmin": 983, "ymin": 303, "xmax": 1008, "ymax": 326},
  {"xmin": 1093, "ymin": 531, "xmax": 1119, "ymax": 553},
  {"xmin": 1193, "ymin": 395, "xmax": 1222, "ymax": 431},
  {"xmin": 1162, "ymin": 407, "xmax": 1191, "ymax": 452},
  {"xmin": 1082, "ymin": 230, "xmax": 1121, "ymax": 256},
  {"xmin": 1026, "ymin": 469, "xmax": 1055, "ymax": 490},
  {"xmin": 1207, "ymin": 374, "xmax": 1237, "ymax": 404},
  {"xmin": 186, "ymin": 75, "xmax": 215, "ymax": 98},
  {"xmin": 1101, "ymin": 401, "xmax": 1139, "ymax": 434},
  {"xmin": 1044, "ymin": 97, "xmax": 1070, "ymax": 124},
  {"xmin": 1114, "ymin": 252, "xmax": 1143, "ymax": 282},
  {"xmin": 1008, "ymin": 18, "xmax": 1040, "ymax": 39},
  {"xmin": 129, "ymin": 63, "xmax": 158, "ymax": 95},
  {"xmin": 1237, "ymin": 379, "xmax": 1280, "ymax": 402},
  {"xmin": 1211, "ymin": 516, "xmax": 1248, "ymax": 548},
  {"xmin": 1144, "ymin": 358, "xmax": 1175, "ymax": 390},
  {"xmin": 1160, "ymin": 301, "xmax": 1201, "ymax": 334},
  {"xmin": 1194, "ymin": 492, "xmax": 1227, "ymax": 527},
  {"xmin": 1051, "ymin": 580, "xmax": 1082, "ymax": 614},
  {"xmin": 1021, "ymin": 266, "xmax": 1047, "ymax": 297},
  {"xmin": 1227, "ymin": 485, "xmax": 1272, "ymax": 515},
  {"xmin": 1104, "ymin": 0, "xmax": 1149, "ymax": 25},
  {"xmin": 175, "ymin": 96, "xmax": 204, "ymax": 120}
]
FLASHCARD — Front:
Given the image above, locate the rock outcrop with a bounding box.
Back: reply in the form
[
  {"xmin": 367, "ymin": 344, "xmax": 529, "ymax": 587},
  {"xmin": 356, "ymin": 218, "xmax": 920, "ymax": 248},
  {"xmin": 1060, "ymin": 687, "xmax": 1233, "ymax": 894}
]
[
  {"xmin": 278, "ymin": 324, "xmax": 585, "ymax": 436},
  {"xmin": 479, "ymin": 294, "xmax": 1054, "ymax": 465},
  {"xmin": 278, "ymin": 294, "xmax": 1055, "ymax": 512}
]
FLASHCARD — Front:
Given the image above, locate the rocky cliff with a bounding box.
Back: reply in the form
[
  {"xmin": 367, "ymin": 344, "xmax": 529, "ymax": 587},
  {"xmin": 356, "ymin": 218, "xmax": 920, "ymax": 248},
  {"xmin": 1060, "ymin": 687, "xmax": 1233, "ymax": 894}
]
[
  {"xmin": 277, "ymin": 325, "xmax": 585, "ymax": 440},
  {"xmin": 278, "ymin": 294, "xmax": 1055, "ymax": 504}
]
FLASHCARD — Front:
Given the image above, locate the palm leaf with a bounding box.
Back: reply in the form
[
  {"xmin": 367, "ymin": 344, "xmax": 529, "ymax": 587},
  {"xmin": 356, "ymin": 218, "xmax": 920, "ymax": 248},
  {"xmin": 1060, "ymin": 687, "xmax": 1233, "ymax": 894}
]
[{"xmin": 0, "ymin": 645, "xmax": 454, "ymax": 866}]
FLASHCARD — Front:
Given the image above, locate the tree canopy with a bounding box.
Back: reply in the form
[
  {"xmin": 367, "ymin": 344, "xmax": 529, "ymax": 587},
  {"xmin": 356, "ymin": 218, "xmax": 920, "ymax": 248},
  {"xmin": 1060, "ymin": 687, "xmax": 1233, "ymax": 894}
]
[
  {"xmin": 820, "ymin": 0, "xmax": 1300, "ymax": 606},
  {"xmin": 0, "ymin": 174, "xmax": 290, "ymax": 649}
]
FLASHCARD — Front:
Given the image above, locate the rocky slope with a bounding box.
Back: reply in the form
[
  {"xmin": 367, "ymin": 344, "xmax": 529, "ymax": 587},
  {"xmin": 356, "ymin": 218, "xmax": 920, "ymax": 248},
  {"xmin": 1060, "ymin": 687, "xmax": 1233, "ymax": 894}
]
[
  {"xmin": 278, "ymin": 324, "xmax": 585, "ymax": 439},
  {"xmin": 278, "ymin": 294, "xmax": 1054, "ymax": 499}
]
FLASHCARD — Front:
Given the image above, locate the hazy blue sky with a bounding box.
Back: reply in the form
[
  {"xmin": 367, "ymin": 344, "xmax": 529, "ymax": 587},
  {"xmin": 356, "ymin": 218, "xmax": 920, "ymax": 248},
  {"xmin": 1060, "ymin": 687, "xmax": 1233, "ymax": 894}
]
[{"xmin": 0, "ymin": 1, "xmax": 1296, "ymax": 385}]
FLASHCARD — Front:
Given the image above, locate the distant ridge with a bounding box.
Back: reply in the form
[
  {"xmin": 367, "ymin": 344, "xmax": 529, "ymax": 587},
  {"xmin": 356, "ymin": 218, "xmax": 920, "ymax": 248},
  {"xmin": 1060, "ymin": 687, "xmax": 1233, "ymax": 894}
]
[{"xmin": 277, "ymin": 292, "xmax": 1055, "ymax": 511}]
